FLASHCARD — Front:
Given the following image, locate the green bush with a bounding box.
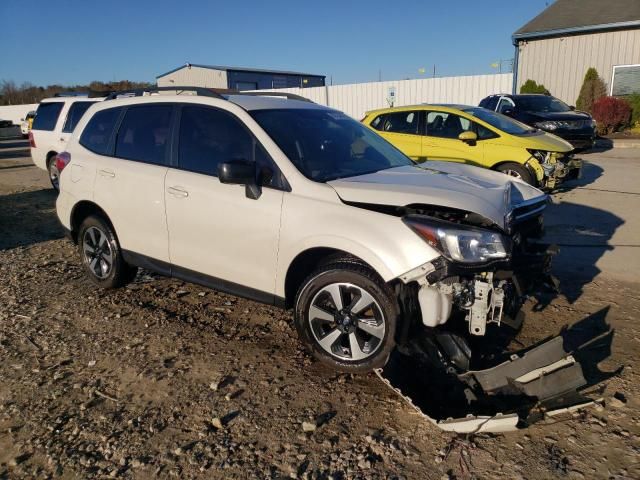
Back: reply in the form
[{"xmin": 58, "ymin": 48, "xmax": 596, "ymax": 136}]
[
  {"xmin": 576, "ymin": 67, "xmax": 607, "ymax": 113},
  {"xmin": 626, "ymin": 93, "xmax": 640, "ymax": 127},
  {"xmin": 520, "ymin": 79, "xmax": 550, "ymax": 95}
]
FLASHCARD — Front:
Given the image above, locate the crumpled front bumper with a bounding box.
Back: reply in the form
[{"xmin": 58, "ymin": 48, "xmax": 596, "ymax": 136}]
[{"xmin": 544, "ymin": 157, "xmax": 583, "ymax": 190}]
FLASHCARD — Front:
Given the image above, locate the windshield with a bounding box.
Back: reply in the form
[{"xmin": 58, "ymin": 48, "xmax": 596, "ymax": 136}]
[
  {"xmin": 463, "ymin": 107, "xmax": 536, "ymax": 136},
  {"xmin": 516, "ymin": 96, "xmax": 571, "ymax": 113},
  {"xmin": 250, "ymin": 108, "xmax": 414, "ymax": 182}
]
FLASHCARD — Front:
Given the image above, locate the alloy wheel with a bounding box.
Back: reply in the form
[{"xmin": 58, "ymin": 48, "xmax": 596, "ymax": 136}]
[
  {"xmin": 82, "ymin": 226, "xmax": 114, "ymax": 279},
  {"xmin": 502, "ymin": 169, "xmax": 522, "ymax": 179},
  {"xmin": 307, "ymin": 282, "xmax": 385, "ymax": 362}
]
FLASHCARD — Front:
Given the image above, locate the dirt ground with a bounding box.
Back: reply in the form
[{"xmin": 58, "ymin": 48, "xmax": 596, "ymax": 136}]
[{"xmin": 1, "ymin": 139, "xmax": 639, "ymax": 479}]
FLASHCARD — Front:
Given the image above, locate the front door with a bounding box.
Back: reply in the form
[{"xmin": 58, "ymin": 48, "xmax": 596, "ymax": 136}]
[
  {"xmin": 422, "ymin": 111, "xmax": 485, "ymax": 166},
  {"xmin": 164, "ymin": 104, "xmax": 284, "ymax": 296}
]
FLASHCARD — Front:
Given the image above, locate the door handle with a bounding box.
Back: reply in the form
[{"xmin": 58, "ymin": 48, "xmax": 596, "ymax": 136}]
[
  {"xmin": 167, "ymin": 186, "xmax": 189, "ymax": 198},
  {"xmin": 98, "ymin": 169, "xmax": 115, "ymax": 178}
]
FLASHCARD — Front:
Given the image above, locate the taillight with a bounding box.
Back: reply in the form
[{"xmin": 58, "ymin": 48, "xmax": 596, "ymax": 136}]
[
  {"xmin": 55, "ymin": 152, "xmax": 71, "ymax": 172},
  {"xmin": 28, "ymin": 131, "xmax": 36, "ymax": 148}
]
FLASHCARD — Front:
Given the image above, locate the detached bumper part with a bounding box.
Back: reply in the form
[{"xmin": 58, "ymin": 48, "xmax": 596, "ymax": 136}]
[{"xmin": 376, "ymin": 334, "xmax": 598, "ymax": 433}]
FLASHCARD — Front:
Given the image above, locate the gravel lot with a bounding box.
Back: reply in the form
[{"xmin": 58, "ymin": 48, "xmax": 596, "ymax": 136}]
[{"xmin": 1, "ymin": 138, "xmax": 639, "ymax": 479}]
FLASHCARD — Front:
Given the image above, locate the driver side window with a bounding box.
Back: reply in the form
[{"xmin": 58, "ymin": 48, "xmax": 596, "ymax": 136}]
[
  {"xmin": 497, "ymin": 97, "xmax": 515, "ymax": 114},
  {"xmin": 178, "ymin": 106, "xmax": 252, "ymax": 176},
  {"xmin": 426, "ymin": 112, "xmax": 474, "ymax": 139}
]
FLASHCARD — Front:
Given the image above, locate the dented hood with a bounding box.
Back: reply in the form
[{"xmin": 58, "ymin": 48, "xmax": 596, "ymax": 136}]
[{"xmin": 328, "ymin": 162, "xmax": 545, "ymax": 229}]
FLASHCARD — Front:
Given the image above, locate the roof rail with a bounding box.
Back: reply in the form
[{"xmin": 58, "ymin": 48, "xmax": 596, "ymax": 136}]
[
  {"xmin": 234, "ymin": 91, "xmax": 315, "ymax": 103},
  {"xmin": 104, "ymin": 86, "xmax": 225, "ymax": 101},
  {"xmin": 53, "ymin": 92, "xmax": 89, "ymax": 98}
]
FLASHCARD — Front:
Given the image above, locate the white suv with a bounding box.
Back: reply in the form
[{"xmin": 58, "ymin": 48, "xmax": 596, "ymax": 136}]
[
  {"xmin": 30, "ymin": 95, "xmax": 104, "ymax": 191},
  {"xmin": 56, "ymin": 87, "xmax": 551, "ymax": 373}
]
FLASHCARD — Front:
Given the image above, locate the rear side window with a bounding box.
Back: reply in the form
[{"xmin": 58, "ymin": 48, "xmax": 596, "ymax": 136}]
[
  {"xmin": 371, "ymin": 111, "xmax": 420, "ymax": 135},
  {"xmin": 62, "ymin": 101, "xmax": 96, "ymax": 133},
  {"xmin": 480, "ymin": 96, "xmax": 499, "ymax": 110},
  {"xmin": 32, "ymin": 102, "xmax": 64, "ymax": 131},
  {"xmin": 115, "ymin": 105, "xmax": 173, "ymax": 165},
  {"xmin": 79, "ymin": 107, "xmax": 122, "ymax": 155},
  {"xmin": 178, "ymin": 105, "xmax": 252, "ymax": 176}
]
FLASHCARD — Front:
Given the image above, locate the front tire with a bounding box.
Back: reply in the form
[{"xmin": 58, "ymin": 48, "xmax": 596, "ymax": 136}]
[
  {"xmin": 78, "ymin": 215, "xmax": 137, "ymax": 289},
  {"xmin": 495, "ymin": 162, "xmax": 535, "ymax": 186},
  {"xmin": 294, "ymin": 262, "xmax": 397, "ymax": 373}
]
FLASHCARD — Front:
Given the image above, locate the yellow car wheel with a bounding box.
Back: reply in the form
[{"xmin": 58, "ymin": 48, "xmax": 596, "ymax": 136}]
[{"xmin": 495, "ymin": 163, "xmax": 535, "ymax": 186}]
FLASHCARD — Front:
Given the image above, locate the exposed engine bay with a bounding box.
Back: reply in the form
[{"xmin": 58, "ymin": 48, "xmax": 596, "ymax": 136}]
[{"xmin": 350, "ymin": 199, "xmax": 612, "ymax": 431}]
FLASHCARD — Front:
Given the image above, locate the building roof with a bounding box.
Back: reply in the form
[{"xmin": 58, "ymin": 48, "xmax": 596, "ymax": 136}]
[
  {"xmin": 514, "ymin": 0, "xmax": 640, "ymax": 40},
  {"xmin": 157, "ymin": 63, "xmax": 325, "ymax": 79}
]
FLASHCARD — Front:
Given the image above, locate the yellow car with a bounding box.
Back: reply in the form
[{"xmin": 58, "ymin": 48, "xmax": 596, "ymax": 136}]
[{"xmin": 362, "ymin": 104, "xmax": 582, "ymax": 189}]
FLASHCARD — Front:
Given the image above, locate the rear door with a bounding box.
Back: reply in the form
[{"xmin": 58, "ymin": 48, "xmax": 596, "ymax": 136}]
[
  {"xmin": 31, "ymin": 101, "xmax": 65, "ymax": 168},
  {"xmin": 421, "ymin": 110, "xmax": 485, "ymax": 166},
  {"xmin": 164, "ymin": 104, "xmax": 284, "ymax": 295},
  {"xmin": 368, "ymin": 110, "xmax": 423, "ymax": 161},
  {"xmin": 92, "ymin": 104, "xmax": 173, "ymax": 265}
]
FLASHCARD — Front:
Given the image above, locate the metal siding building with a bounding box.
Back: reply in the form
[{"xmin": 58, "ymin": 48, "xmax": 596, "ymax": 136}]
[
  {"xmin": 157, "ymin": 64, "xmax": 325, "ymax": 91},
  {"xmin": 513, "ymin": 0, "xmax": 640, "ymax": 104}
]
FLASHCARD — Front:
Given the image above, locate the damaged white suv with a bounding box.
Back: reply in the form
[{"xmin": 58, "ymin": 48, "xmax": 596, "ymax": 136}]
[{"xmin": 56, "ymin": 87, "xmax": 552, "ymax": 373}]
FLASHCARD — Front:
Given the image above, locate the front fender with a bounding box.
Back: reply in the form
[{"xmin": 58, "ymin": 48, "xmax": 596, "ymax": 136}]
[
  {"xmin": 275, "ymin": 195, "xmax": 441, "ymax": 298},
  {"xmin": 525, "ymin": 157, "xmax": 545, "ymax": 183}
]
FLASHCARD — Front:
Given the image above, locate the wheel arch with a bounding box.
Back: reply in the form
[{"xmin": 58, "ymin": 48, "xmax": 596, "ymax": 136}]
[
  {"xmin": 69, "ymin": 200, "xmax": 115, "ymax": 244},
  {"xmin": 283, "ymin": 247, "xmax": 388, "ymax": 309},
  {"xmin": 45, "ymin": 150, "xmax": 58, "ymax": 166},
  {"xmin": 492, "ymin": 159, "xmax": 542, "ymax": 185}
]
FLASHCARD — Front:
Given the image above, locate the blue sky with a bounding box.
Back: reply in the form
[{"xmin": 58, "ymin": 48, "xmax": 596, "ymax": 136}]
[{"xmin": 0, "ymin": 0, "xmax": 551, "ymax": 87}]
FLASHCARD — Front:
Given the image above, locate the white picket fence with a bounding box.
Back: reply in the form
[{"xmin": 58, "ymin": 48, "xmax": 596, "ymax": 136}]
[{"xmin": 256, "ymin": 73, "xmax": 513, "ymax": 119}]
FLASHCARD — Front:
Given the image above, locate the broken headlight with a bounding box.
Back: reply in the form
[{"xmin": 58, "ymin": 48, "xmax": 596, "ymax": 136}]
[
  {"xmin": 527, "ymin": 149, "xmax": 552, "ymax": 163},
  {"xmin": 404, "ymin": 216, "xmax": 509, "ymax": 264}
]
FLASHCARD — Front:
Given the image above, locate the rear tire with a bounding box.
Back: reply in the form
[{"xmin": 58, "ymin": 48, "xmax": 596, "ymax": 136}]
[
  {"xmin": 78, "ymin": 215, "xmax": 137, "ymax": 289},
  {"xmin": 47, "ymin": 153, "xmax": 60, "ymax": 192},
  {"xmin": 294, "ymin": 262, "xmax": 397, "ymax": 373},
  {"xmin": 495, "ymin": 162, "xmax": 535, "ymax": 186}
]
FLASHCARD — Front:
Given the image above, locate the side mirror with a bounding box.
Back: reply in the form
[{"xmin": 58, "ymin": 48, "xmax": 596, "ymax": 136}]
[
  {"xmin": 569, "ymin": 105, "xmax": 576, "ymax": 111},
  {"xmin": 502, "ymin": 108, "xmax": 514, "ymax": 117},
  {"xmin": 218, "ymin": 160, "xmax": 261, "ymax": 199},
  {"xmin": 458, "ymin": 131, "xmax": 478, "ymax": 144}
]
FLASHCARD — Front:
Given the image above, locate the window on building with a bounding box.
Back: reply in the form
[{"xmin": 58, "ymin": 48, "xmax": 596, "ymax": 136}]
[{"xmin": 611, "ymin": 64, "xmax": 640, "ymax": 96}]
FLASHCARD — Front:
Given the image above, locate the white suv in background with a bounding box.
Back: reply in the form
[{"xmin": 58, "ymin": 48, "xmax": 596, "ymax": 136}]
[
  {"xmin": 56, "ymin": 87, "xmax": 552, "ymax": 373},
  {"xmin": 30, "ymin": 95, "xmax": 104, "ymax": 191}
]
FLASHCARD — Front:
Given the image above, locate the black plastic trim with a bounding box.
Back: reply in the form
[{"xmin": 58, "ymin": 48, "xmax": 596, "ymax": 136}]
[{"xmin": 122, "ymin": 250, "xmax": 286, "ymax": 308}]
